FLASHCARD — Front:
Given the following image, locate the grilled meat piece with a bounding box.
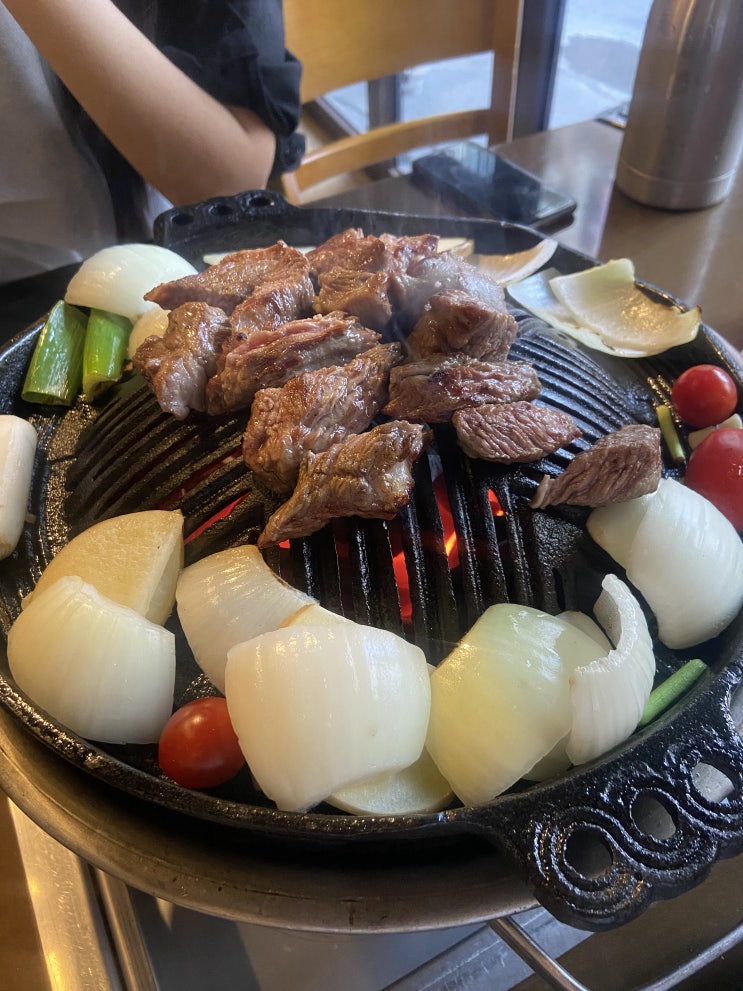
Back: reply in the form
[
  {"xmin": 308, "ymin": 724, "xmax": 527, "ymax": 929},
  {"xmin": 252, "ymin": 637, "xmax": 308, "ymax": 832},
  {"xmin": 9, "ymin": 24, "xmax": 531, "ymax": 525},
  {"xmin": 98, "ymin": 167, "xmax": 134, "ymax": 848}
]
[
  {"xmin": 305, "ymin": 227, "xmax": 372, "ymax": 274},
  {"xmin": 132, "ymin": 302, "xmax": 231, "ymax": 418},
  {"xmin": 309, "ymin": 230, "xmax": 440, "ymax": 331},
  {"xmin": 530, "ymin": 424, "xmax": 662, "ymax": 509},
  {"xmin": 382, "ymin": 354, "xmax": 542, "ymax": 423},
  {"xmin": 243, "ymin": 342, "xmax": 404, "ymax": 492},
  {"xmin": 257, "ymin": 420, "xmax": 431, "ymax": 548},
  {"xmin": 406, "ymin": 289, "xmax": 519, "ymax": 362},
  {"xmin": 206, "ymin": 313, "xmax": 381, "ymax": 415},
  {"xmin": 394, "ymin": 250, "xmax": 507, "ymax": 324},
  {"xmin": 307, "ymin": 229, "xmax": 438, "ymax": 278},
  {"xmin": 380, "ymin": 231, "xmax": 441, "ymax": 263},
  {"xmin": 314, "ymin": 267, "xmax": 395, "ymax": 331},
  {"xmin": 144, "ymin": 242, "xmax": 313, "ymax": 315},
  {"xmin": 453, "ymin": 401, "xmax": 582, "ymax": 463},
  {"xmin": 229, "ymin": 278, "xmax": 314, "ymax": 342}
]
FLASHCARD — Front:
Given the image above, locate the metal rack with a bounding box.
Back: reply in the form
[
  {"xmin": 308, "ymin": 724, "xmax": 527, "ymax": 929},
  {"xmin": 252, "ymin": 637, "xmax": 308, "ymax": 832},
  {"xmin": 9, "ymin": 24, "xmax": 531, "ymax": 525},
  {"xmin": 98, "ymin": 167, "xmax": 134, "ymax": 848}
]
[{"xmin": 10, "ymin": 798, "xmax": 743, "ymax": 991}]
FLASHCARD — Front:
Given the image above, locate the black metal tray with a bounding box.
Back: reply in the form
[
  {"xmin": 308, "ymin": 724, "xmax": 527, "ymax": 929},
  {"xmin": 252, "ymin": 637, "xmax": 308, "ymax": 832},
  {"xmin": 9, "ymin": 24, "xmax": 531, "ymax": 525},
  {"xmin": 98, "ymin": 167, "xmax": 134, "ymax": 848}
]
[{"xmin": 1, "ymin": 190, "xmax": 743, "ymax": 932}]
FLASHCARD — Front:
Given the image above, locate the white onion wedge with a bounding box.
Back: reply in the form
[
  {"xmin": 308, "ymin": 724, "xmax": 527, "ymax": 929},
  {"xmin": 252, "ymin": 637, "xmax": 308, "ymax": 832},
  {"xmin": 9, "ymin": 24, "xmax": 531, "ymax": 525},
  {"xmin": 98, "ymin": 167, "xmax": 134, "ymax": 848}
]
[
  {"xmin": 27, "ymin": 509, "xmax": 184, "ymax": 626},
  {"xmin": 176, "ymin": 545, "xmax": 315, "ymax": 692},
  {"xmin": 280, "ymin": 602, "xmax": 355, "ymax": 628},
  {"xmin": 326, "ymin": 662, "xmax": 452, "ymax": 815},
  {"xmin": 280, "ymin": 600, "xmax": 451, "ymax": 815},
  {"xmin": 438, "ymin": 237, "xmax": 474, "ymax": 257},
  {"xmin": 127, "ymin": 305, "xmax": 170, "ymax": 358},
  {"xmin": 507, "ymin": 268, "xmax": 644, "ymax": 356},
  {"xmin": 425, "ymin": 604, "xmax": 607, "ymax": 806},
  {"xmin": 588, "ymin": 478, "xmax": 743, "ymax": 648},
  {"xmin": 566, "ymin": 575, "xmax": 655, "ymax": 765},
  {"xmin": 688, "ymin": 413, "xmax": 742, "ymax": 450},
  {"xmin": 225, "ymin": 625, "xmax": 430, "ymax": 812},
  {"xmin": 65, "ymin": 244, "xmax": 197, "ymax": 322},
  {"xmin": 471, "ymin": 239, "xmax": 558, "ymax": 285},
  {"xmin": 8, "ymin": 576, "xmax": 175, "ymax": 744},
  {"xmin": 0, "ymin": 416, "xmax": 37, "ymax": 560},
  {"xmin": 326, "ymin": 746, "xmax": 453, "ymax": 815},
  {"xmin": 549, "ymin": 259, "xmax": 700, "ymax": 354},
  {"xmin": 508, "ymin": 262, "xmax": 701, "ymax": 357},
  {"xmin": 527, "ymin": 578, "xmax": 655, "ymax": 778}
]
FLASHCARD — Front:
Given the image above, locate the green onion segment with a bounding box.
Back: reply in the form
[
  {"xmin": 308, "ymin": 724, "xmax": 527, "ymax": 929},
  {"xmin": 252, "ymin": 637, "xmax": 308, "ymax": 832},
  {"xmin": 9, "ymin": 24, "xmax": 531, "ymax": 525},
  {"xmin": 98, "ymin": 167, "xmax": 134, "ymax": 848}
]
[
  {"xmin": 638, "ymin": 658, "xmax": 708, "ymax": 728},
  {"xmin": 83, "ymin": 309, "xmax": 132, "ymax": 401},
  {"xmin": 22, "ymin": 301, "xmax": 87, "ymax": 406},
  {"xmin": 655, "ymin": 404, "xmax": 686, "ymax": 465}
]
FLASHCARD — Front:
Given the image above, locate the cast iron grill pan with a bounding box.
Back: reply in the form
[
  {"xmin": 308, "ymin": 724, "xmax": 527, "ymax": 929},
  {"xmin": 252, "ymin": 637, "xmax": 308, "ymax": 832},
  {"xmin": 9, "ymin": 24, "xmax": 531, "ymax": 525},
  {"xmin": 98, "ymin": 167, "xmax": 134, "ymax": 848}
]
[{"xmin": 1, "ymin": 194, "xmax": 743, "ymax": 931}]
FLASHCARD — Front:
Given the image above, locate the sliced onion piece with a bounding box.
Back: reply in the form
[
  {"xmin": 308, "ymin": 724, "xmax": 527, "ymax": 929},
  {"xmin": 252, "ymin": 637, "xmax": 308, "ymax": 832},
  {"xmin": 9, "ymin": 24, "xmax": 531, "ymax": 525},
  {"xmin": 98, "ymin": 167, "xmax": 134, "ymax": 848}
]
[
  {"xmin": 176, "ymin": 545, "xmax": 315, "ymax": 693},
  {"xmin": 65, "ymin": 244, "xmax": 197, "ymax": 322},
  {"xmin": 280, "ymin": 602, "xmax": 355, "ymax": 628},
  {"xmin": 557, "ymin": 609, "xmax": 613, "ymax": 651},
  {"xmin": 8, "ymin": 576, "xmax": 175, "ymax": 744},
  {"xmin": 326, "ymin": 746, "xmax": 453, "ymax": 815},
  {"xmin": 566, "ymin": 575, "xmax": 655, "ymax": 766},
  {"xmin": 326, "ymin": 661, "xmax": 452, "ymax": 815},
  {"xmin": 471, "ymin": 239, "xmax": 558, "ymax": 285},
  {"xmin": 584, "ymin": 492, "xmax": 655, "ymax": 571},
  {"xmin": 688, "ymin": 413, "xmax": 743, "ymax": 450},
  {"xmin": 0, "ymin": 416, "xmax": 37, "ymax": 560},
  {"xmin": 27, "ymin": 509, "xmax": 184, "ymax": 625},
  {"xmin": 588, "ymin": 477, "xmax": 743, "ymax": 648},
  {"xmin": 506, "ymin": 268, "xmax": 643, "ymax": 356},
  {"xmin": 127, "ymin": 305, "xmax": 170, "ymax": 358},
  {"xmin": 549, "ymin": 259, "xmax": 701, "ymax": 354},
  {"xmin": 425, "ymin": 604, "xmax": 607, "ymax": 806},
  {"xmin": 225, "ymin": 624, "xmax": 430, "ymax": 812},
  {"xmin": 438, "ymin": 237, "xmax": 474, "ymax": 257}
]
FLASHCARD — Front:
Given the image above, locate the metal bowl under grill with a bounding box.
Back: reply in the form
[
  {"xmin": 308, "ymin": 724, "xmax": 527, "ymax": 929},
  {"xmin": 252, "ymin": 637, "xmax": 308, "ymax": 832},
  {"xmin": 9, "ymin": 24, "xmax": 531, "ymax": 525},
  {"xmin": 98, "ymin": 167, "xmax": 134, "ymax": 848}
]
[{"xmin": 1, "ymin": 192, "xmax": 743, "ymax": 932}]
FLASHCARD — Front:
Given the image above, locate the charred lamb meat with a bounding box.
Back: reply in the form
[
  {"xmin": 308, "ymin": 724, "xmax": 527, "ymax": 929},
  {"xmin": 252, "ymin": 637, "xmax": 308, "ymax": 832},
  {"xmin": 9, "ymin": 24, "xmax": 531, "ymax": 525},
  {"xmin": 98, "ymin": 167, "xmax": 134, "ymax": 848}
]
[
  {"xmin": 257, "ymin": 420, "xmax": 432, "ymax": 548},
  {"xmin": 394, "ymin": 249, "xmax": 509, "ymax": 325},
  {"xmin": 530, "ymin": 424, "xmax": 662, "ymax": 509},
  {"xmin": 144, "ymin": 242, "xmax": 313, "ymax": 316},
  {"xmin": 406, "ymin": 288, "xmax": 519, "ymax": 362},
  {"xmin": 308, "ymin": 229, "xmax": 440, "ymax": 331},
  {"xmin": 382, "ymin": 354, "xmax": 542, "ymax": 423},
  {"xmin": 452, "ymin": 401, "xmax": 582, "ymax": 463},
  {"xmin": 205, "ymin": 313, "xmax": 381, "ymax": 415},
  {"xmin": 132, "ymin": 302, "xmax": 231, "ymax": 418},
  {"xmin": 242, "ymin": 342, "xmax": 403, "ymax": 493},
  {"xmin": 229, "ymin": 278, "xmax": 315, "ymax": 343}
]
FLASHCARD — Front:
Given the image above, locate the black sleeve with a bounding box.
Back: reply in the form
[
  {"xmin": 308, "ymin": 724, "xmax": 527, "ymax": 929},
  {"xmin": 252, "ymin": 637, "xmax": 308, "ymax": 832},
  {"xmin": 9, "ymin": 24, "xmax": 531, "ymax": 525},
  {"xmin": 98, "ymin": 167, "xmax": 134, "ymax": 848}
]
[{"xmin": 153, "ymin": 0, "xmax": 305, "ymax": 177}]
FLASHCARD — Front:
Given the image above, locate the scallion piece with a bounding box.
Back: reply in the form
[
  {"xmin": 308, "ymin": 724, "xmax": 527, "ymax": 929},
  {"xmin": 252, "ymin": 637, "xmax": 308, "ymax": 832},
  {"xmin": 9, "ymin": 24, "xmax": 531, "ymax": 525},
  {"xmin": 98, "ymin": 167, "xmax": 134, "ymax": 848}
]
[
  {"xmin": 82, "ymin": 309, "xmax": 133, "ymax": 401},
  {"xmin": 21, "ymin": 301, "xmax": 87, "ymax": 406},
  {"xmin": 638, "ymin": 658, "xmax": 708, "ymax": 728},
  {"xmin": 655, "ymin": 403, "xmax": 686, "ymax": 464}
]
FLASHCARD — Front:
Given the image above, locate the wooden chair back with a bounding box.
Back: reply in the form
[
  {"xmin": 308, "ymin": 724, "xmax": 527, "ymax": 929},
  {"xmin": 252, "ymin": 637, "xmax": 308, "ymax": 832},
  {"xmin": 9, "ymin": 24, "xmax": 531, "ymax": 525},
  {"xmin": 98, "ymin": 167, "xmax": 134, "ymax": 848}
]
[{"xmin": 281, "ymin": 0, "xmax": 524, "ymax": 203}]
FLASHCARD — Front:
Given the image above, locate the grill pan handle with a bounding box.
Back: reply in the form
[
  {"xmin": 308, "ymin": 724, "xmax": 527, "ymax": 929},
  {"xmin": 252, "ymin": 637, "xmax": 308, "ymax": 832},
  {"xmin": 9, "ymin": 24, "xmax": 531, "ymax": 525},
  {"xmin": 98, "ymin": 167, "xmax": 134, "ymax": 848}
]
[{"xmin": 457, "ymin": 661, "xmax": 743, "ymax": 931}]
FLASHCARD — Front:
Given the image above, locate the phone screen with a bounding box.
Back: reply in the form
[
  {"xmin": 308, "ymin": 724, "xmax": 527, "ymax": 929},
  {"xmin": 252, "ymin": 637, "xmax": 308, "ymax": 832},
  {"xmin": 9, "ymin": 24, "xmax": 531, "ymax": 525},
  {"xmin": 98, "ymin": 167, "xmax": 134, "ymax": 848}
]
[{"xmin": 411, "ymin": 142, "xmax": 576, "ymax": 230}]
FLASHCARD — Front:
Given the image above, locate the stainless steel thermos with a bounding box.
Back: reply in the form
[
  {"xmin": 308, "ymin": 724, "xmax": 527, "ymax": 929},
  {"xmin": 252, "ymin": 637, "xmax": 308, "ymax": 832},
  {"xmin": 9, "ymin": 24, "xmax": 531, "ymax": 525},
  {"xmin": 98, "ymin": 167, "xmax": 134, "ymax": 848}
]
[{"xmin": 615, "ymin": 0, "xmax": 743, "ymax": 210}]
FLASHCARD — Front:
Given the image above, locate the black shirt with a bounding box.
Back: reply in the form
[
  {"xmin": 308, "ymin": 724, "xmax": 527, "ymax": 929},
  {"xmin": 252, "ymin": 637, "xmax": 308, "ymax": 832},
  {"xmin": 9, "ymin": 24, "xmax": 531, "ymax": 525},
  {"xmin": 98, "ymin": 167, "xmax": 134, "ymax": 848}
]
[
  {"xmin": 153, "ymin": 0, "xmax": 305, "ymax": 176},
  {"xmin": 57, "ymin": 0, "xmax": 305, "ymax": 239}
]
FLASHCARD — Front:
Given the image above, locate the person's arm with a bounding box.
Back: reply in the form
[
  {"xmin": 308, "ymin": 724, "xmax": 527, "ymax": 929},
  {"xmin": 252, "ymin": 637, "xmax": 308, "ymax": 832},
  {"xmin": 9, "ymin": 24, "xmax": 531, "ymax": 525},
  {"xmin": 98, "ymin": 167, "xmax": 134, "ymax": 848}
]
[{"xmin": 4, "ymin": 0, "xmax": 278, "ymax": 204}]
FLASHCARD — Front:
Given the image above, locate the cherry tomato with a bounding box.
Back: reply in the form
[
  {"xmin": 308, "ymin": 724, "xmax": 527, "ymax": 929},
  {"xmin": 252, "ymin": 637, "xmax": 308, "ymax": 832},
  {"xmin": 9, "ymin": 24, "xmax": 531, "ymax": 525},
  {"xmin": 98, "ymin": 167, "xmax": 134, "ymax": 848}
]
[
  {"xmin": 158, "ymin": 697, "xmax": 245, "ymax": 789},
  {"xmin": 684, "ymin": 428, "xmax": 743, "ymax": 532},
  {"xmin": 671, "ymin": 364, "xmax": 738, "ymax": 428}
]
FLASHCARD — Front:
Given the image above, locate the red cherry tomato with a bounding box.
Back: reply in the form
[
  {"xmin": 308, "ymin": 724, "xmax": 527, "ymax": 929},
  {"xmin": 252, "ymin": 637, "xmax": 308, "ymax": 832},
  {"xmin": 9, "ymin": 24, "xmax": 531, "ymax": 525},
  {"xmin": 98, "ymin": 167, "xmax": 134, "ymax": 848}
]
[
  {"xmin": 685, "ymin": 428, "xmax": 743, "ymax": 532},
  {"xmin": 158, "ymin": 697, "xmax": 245, "ymax": 789},
  {"xmin": 671, "ymin": 364, "xmax": 738, "ymax": 428}
]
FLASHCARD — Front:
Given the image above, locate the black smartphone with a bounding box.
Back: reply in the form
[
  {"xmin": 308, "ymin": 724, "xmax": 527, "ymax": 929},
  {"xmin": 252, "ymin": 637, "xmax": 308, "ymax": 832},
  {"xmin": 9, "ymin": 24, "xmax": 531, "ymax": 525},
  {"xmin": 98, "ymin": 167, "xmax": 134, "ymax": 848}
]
[{"xmin": 410, "ymin": 142, "xmax": 577, "ymax": 231}]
